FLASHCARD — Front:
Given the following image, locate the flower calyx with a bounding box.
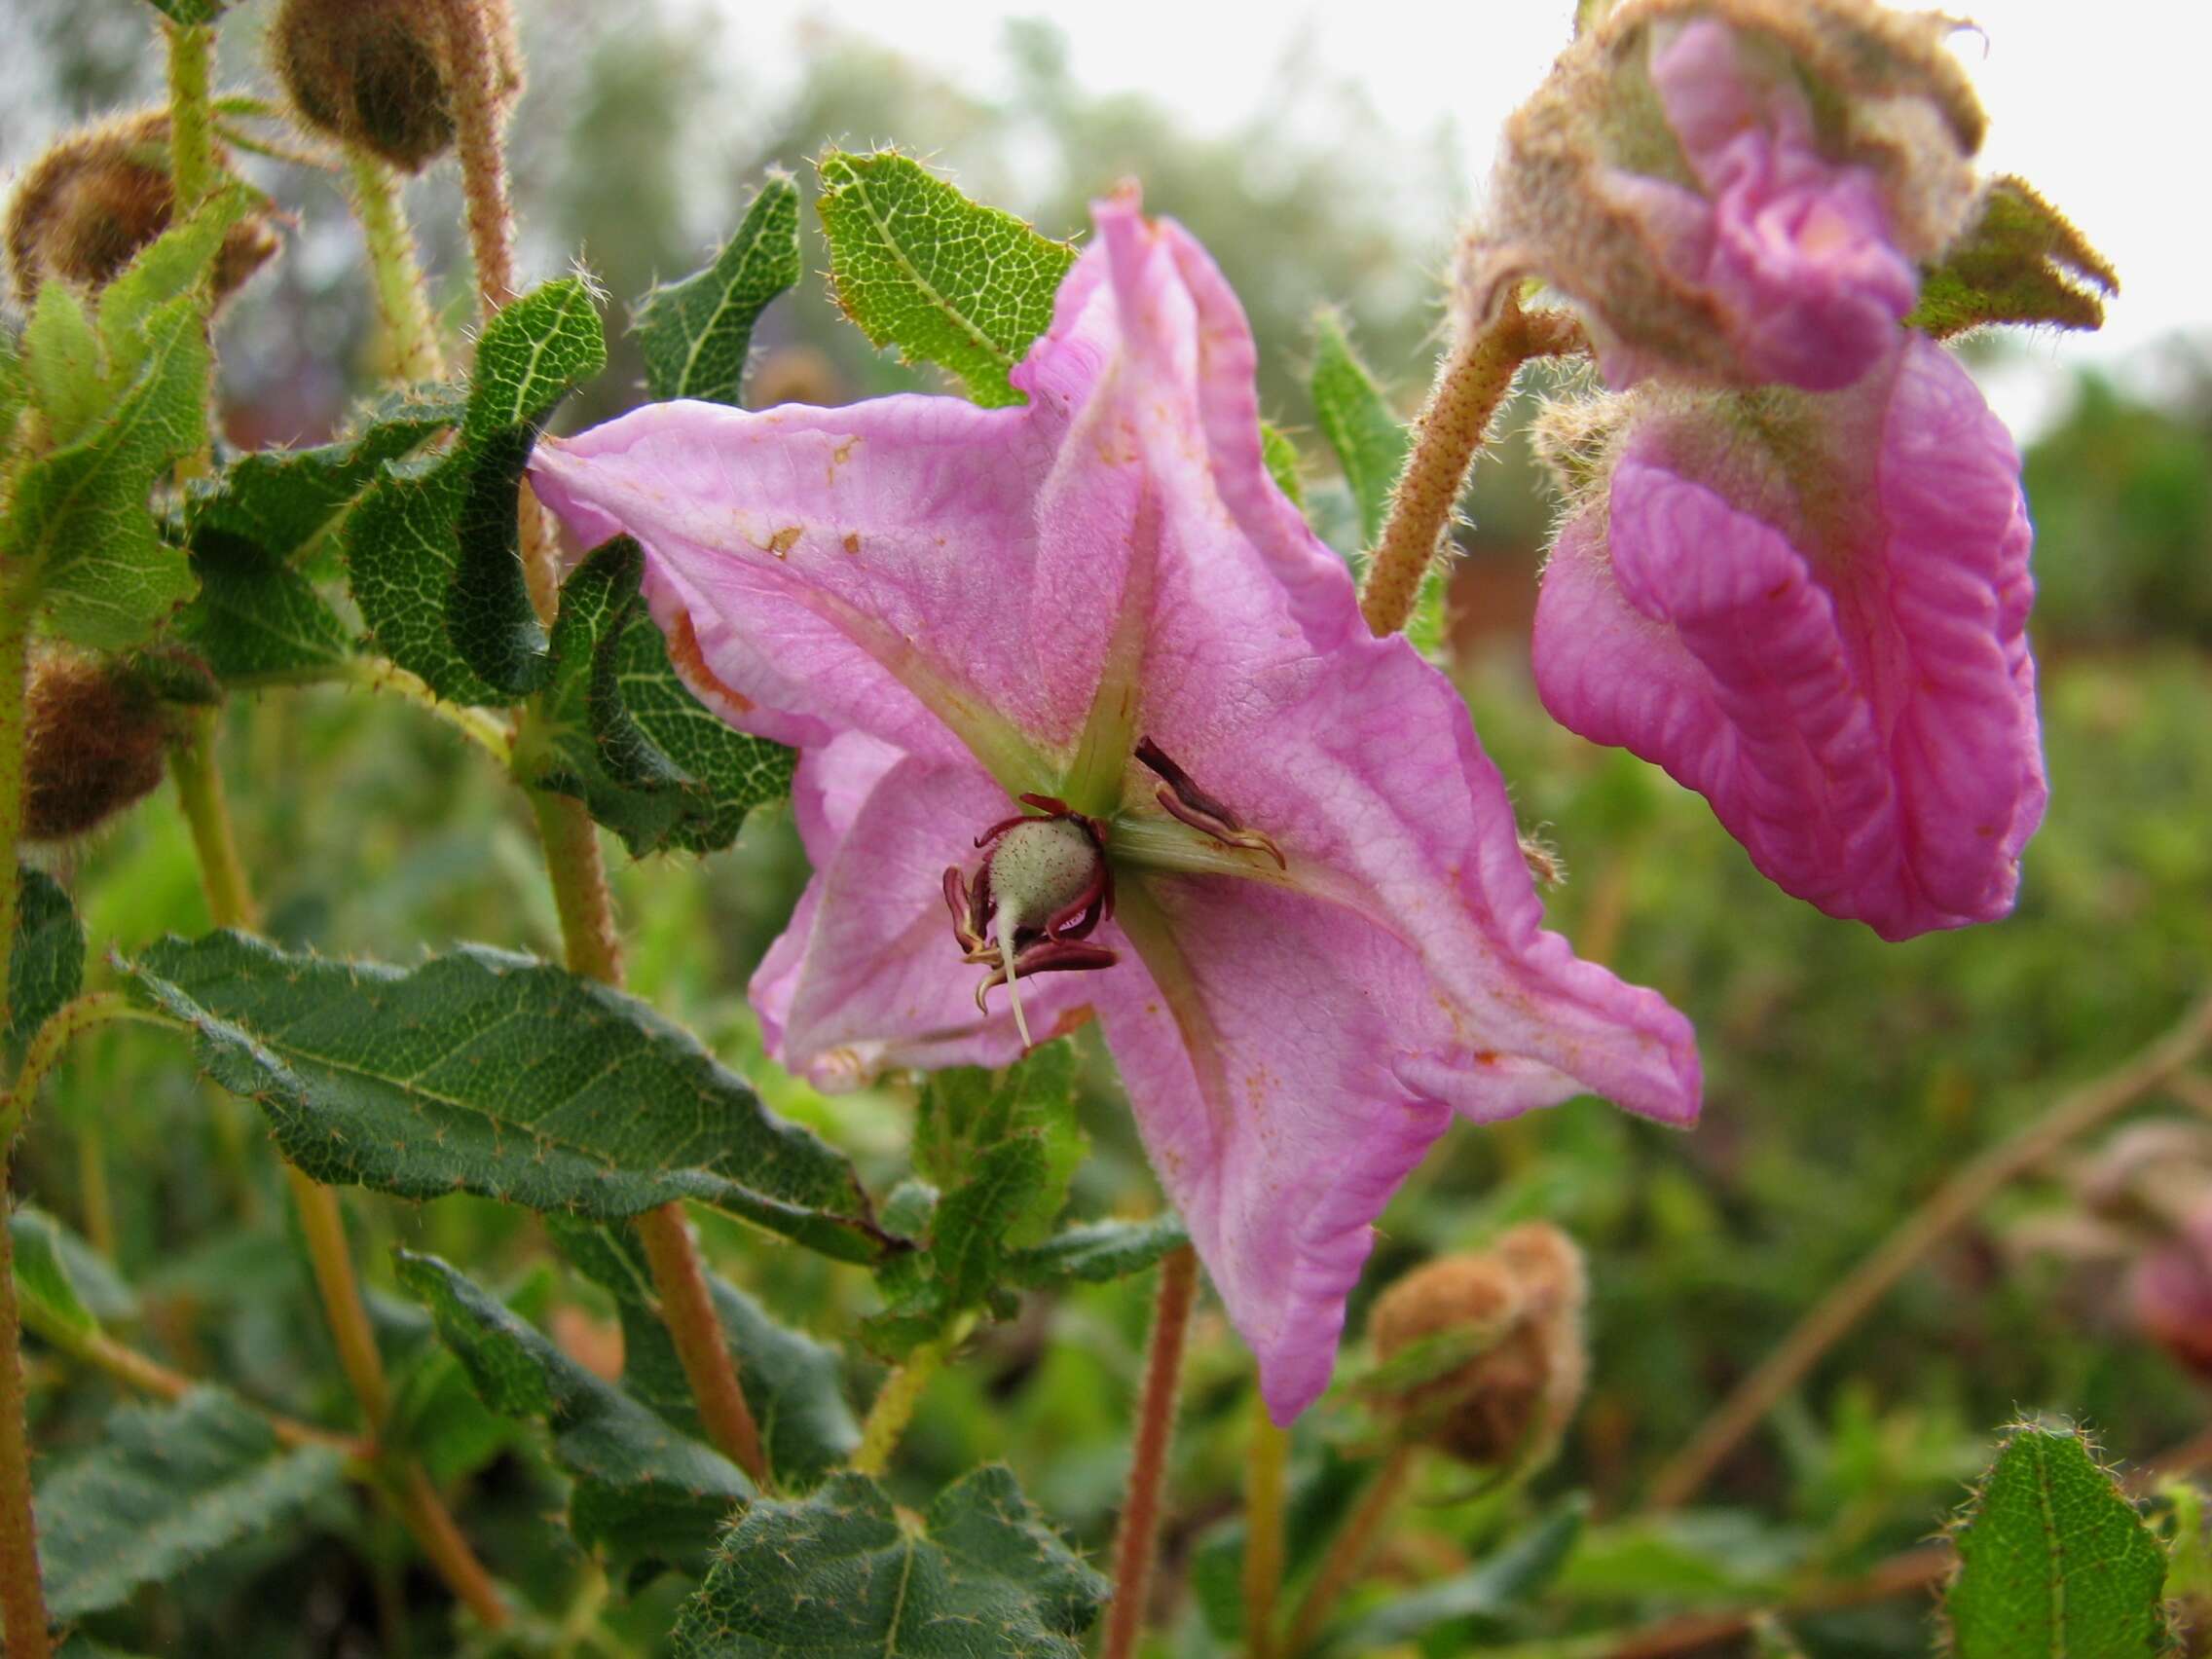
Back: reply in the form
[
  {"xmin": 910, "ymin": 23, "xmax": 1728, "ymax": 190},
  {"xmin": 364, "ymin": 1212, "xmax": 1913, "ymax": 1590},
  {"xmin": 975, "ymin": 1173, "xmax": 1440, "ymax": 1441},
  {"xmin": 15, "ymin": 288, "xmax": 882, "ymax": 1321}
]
[{"xmin": 945, "ymin": 794, "xmax": 1116, "ymax": 1048}]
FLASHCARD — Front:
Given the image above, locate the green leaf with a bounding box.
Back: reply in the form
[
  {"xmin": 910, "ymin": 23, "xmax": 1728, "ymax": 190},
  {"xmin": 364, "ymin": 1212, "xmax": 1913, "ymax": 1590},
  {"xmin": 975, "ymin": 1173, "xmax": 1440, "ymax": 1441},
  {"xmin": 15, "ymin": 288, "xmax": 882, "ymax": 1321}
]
[
  {"xmin": 608, "ymin": 614, "xmax": 795, "ymax": 850},
  {"xmin": 10, "ymin": 1206, "xmax": 137, "ymax": 1339},
  {"xmin": 1332, "ymin": 1496, "xmax": 1586, "ymax": 1651},
  {"xmin": 120, "ymin": 932, "xmax": 893, "ymax": 1262},
  {"xmin": 448, "ymin": 424, "xmax": 555, "ymax": 695},
  {"xmin": 34, "ymin": 1386, "xmax": 346, "ymax": 1620},
  {"xmin": 1260, "ymin": 421, "xmax": 1307, "ymax": 511},
  {"xmin": 344, "ymin": 454, "xmax": 503, "ymax": 704},
  {"xmin": 635, "ymin": 174, "xmax": 802, "ymax": 405},
  {"xmin": 1909, "ymin": 176, "xmax": 2119, "ymax": 341},
  {"xmin": 397, "ymin": 1250, "xmax": 753, "ymax": 1574},
  {"xmin": 185, "ymin": 402, "xmax": 457, "ymax": 560},
  {"xmin": 23, "ymin": 282, "xmax": 107, "ymax": 448},
  {"xmin": 138, "ymin": 0, "xmax": 226, "ymax": 20},
  {"xmin": 176, "ymin": 530, "xmax": 356, "ymax": 682},
  {"xmin": 463, "ymin": 277, "xmax": 608, "ymax": 441},
  {"xmin": 670, "ymin": 1466, "xmax": 1107, "ymax": 1658},
  {"xmin": 9, "ymin": 298, "xmax": 204, "ymax": 648},
  {"xmin": 1007, "ymin": 1213, "xmax": 1188, "ymax": 1288},
  {"xmin": 815, "ymin": 150, "xmax": 1076, "ymax": 407},
  {"xmin": 1945, "ymin": 1422, "xmax": 2166, "ymax": 1658},
  {"xmin": 551, "ymin": 1215, "xmax": 862, "ymax": 1484},
  {"xmin": 9, "ymin": 868, "xmax": 85, "ymax": 1058},
  {"xmin": 911, "ymin": 1042, "xmax": 1083, "ymax": 1242},
  {"xmin": 97, "ymin": 185, "xmax": 256, "ymax": 384},
  {"xmin": 1309, "ymin": 311, "xmax": 1410, "ymax": 548}
]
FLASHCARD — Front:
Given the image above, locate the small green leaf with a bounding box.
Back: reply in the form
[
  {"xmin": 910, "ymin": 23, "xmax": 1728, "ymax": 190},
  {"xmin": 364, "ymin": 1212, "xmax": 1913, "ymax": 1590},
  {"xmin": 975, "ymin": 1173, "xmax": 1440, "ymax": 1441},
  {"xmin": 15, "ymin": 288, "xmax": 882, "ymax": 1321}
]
[
  {"xmin": 185, "ymin": 402, "xmax": 457, "ymax": 560},
  {"xmin": 1333, "ymin": 1497, "xmax": 1586, "ymax": 1651},
  {"xmin": 176, "ymin": 530, "xmax": 356, "ymax": 682},
  {"xmin": 635, "ymin": 174, "xmax": 802, "ymax": 405},
  {"xmin": 9, "ymin": 298, "xmax": 204, "ymax": 648},
  {"xmin": 1944, "ymin": 1421, "xmax": 2166, "ymax": 1659},
  {"xmin": 552, "ymin": 1216, "xmax": 862, "ymax": 1484},
  {"xmin": 1007, "ymin": 1213, "xmax": 1188, "ymax": 1288},
  {"xmin": 120, "ymin": 932, "xmax": 893, "ymax": 1262},
  {"xmin": 463, "ymin": 276, "xmax": 608, "ymax": 440},
  {"xmin": 1310, "ymin": 312, "xmax": 1410, "ymax": 548},
  {"xmin": 670, "ymin": 1466, "xmax": 1106, "ymax": 1658},
  {"xmin": 609, "ymin": 614, "xmax": 795, "ymax": 850},
  {"xmin": 1261, "ymin": 421, "xmax": 1308, "ymax": 511},
  {"xmin": 10, "ymin": 1206, "xmax": 136, "ymax": 1339},
  {"xmin": 138, "ymin": 0, "xmax": 226, "ymax": 20},
  {"xmin": 34, "ymin": 1387, "xmax": 346, "ymax": 1620},
  {"xmin": 1910, "ymin": 176, "xmax": 2118, "ymax": 341},
  {"xmin": 815, "ymin": 150, "xmax": 1076, "ymax": 407},
  {"xmin": 97, "ymin": 185, "xmax": 256, "ymax": 384},
  {"xmin": 9, "ymin": 868, "xmax": 85, "ymax": 1058},
  {"xmin": 396, "ymin": 1250, "xmax": 751, "ymax": 1574},
  {"xmin": 23, "ymin": 282, "xmax": 107, "ymax": 448},
  {"xmin": 448, "ymin": 424, "xmax": 555, "ymax": 695},
  {"xmin": 344, "ymin": 454, "xmax": 503, "ymax": 704}
]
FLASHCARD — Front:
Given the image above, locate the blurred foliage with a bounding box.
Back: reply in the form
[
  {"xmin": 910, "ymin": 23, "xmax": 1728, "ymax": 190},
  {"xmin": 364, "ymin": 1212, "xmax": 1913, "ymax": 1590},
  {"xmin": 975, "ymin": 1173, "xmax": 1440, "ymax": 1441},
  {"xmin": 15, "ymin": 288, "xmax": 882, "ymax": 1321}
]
[{"xmin": 6, "ymin": 3, "xmax": 2212, "ymax": 1656}]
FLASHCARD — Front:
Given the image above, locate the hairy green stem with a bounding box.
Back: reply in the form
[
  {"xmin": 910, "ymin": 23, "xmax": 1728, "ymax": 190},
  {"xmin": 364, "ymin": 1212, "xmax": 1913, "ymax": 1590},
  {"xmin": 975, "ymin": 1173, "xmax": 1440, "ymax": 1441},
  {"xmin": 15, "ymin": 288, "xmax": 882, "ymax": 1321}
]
[
  {"xmin": 1285, "ymin": 1444, "xmax": 1416, "ymax": 1656},
  {"xmin": 164, "ymin": 22, "xmax": 219, "ymax": 214},
  {"xmin": 167, "ymin": 707, "xmax": 258, "ymax": 932},
  {"xmin": 1243, "ymin": 1411, "xmax": 1290, "ymax": 1659},
  {"xmin": 0, "ymin": 586, "xmax": 53, "ymax": 1656},
  {"xmin": 344, "ymin": 150, "xmax": 448, "ymax": 386},
  {"xmin": 1101, "ymin": 1244, "xmax": 1198, "ymax": 1659},
  {"xmin": 851, "ymin": 1339, "xmax": 951, "ymax": 1478},
  {"xmin": 1356, "ymin": 297, "xmax": 1583, "ymax": 639},
  {"xmin": 3, "ymin": 995, "xmax": 180, "ymax": 1147}
]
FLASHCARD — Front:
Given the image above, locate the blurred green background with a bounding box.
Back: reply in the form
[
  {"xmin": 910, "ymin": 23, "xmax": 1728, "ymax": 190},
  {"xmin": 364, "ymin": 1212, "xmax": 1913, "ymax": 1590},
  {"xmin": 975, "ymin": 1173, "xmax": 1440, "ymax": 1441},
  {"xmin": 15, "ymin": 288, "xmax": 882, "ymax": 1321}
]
[{"xmin": 7, "ymin": 2, "xmax": 2210, "ymax": 1653}]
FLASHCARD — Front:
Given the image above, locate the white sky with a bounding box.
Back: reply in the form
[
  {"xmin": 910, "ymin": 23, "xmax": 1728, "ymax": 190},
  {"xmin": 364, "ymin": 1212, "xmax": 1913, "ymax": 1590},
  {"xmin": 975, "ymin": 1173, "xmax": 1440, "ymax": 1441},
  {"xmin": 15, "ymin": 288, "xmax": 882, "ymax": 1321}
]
[{"xmin": 706, "ymin": 0, "xmax": 2208, "ymax": 422}]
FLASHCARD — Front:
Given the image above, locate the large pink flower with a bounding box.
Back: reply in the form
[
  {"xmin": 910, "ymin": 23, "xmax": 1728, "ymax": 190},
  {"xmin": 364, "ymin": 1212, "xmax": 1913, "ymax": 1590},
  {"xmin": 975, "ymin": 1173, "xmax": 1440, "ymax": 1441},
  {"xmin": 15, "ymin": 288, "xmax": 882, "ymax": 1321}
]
[
  {"xmin": 530, "ymin": 192, "xmax": 1700, "ymax": 1420},
  {"xmin": 1592, "ymin": 18, "xmax": 1920, "ymax": 391},
  {"xmin": 1531, "ymin": 334, "xmax": 2045, "ymax": 940}
]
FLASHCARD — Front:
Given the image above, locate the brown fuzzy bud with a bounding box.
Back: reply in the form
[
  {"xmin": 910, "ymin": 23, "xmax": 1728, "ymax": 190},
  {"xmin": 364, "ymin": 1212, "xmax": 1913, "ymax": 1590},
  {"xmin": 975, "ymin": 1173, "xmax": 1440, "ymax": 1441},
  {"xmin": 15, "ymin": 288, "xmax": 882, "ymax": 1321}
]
[
  {"xmin": 5, "ymin": 110, "xmax": 278, "ymax": 310},
  {"xmin": 272, "ymin": 0, "xmax": 522, "ymax": 174},
  {"xmin": 1367, "ymin": 1223, "xmax": 1589, "ymax": 1469},
  {"xmin": 21, "ymin": 650, "xmax": 175, "ymax": 843}
]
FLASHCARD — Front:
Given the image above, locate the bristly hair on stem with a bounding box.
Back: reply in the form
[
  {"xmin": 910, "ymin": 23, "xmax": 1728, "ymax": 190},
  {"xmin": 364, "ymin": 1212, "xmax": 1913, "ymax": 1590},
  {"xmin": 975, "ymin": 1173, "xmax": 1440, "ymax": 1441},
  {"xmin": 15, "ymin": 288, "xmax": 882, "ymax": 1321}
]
[{"xmin": 1101, "ymin": 1245, "xmax": 1198, "ymax": 1659}]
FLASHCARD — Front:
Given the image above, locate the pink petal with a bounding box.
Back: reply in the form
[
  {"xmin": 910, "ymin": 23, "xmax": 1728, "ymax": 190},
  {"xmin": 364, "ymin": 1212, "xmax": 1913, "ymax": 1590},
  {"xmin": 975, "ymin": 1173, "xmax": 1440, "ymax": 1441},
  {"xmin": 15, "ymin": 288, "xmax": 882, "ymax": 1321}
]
[{"xmin": 1532, "ymin": 337, "xmax": 2043, "ymax": 939}]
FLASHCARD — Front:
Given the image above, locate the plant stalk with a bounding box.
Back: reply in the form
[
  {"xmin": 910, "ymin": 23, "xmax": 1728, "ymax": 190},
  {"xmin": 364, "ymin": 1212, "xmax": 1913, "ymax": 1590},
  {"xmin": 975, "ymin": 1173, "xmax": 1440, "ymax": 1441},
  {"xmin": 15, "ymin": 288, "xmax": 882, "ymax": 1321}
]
[
  {"xmin": 1101, "ymin": 1244, "xmax": 1198, "ymax": 1659},
  {"xmin": 1242, "ymin": 1409, "xmax": 1290, "ymax": 1659},
  {"xmin": 1285, "ymin": 1443, "xmax": 1416, "ymax": 1656},
  {"xmin": 168, "ymin": 707, "xmax": 258, "ymax": 933},
  {"xmin": 164, "ymin": 22, "xmax": 219, "ymax": 214},
  {"xmin": 1649, "ymin": 985, "xmax": 2212, "ymax": 1509},
  {"xmin": 344, "ymin": 150, "xmax": 448, "ymax": 385},
  {"xmin": 851, "ymin": 1340, "xmax": 949, "ymax": 1479},
  {"xmin": 1357, "ymin": 296, "xmax": 1583, "ymax": 639},
  {"xmin": 0, "ymin": 587, "xmax": 54, "ymax": 1657},
  {"xmin": 634, "ymin": 1202, "xmax": 768, "ymax": 1485}
]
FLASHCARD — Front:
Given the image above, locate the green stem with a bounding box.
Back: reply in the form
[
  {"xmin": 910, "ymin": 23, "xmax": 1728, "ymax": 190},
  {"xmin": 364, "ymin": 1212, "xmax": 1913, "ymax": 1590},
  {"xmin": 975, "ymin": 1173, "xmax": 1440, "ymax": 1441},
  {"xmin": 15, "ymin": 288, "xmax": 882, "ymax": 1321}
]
[
  {"xmin": 167, "ymin": 706, "xmax": 258, "ymax": 932},
  {"xmin": 344, "ymin": 150, "xmax": 448, "ymax": 386},
  {"xmin": 2, "ymin": 995, "xmax": 180, "ymax": 1147},
  {"xmin": 1242, "ymin": 1409, "xmax": 1289, "ymax": 1659},
  {"xmin": 1285, "ymin": 1444, "xmax": 1416, "ymax": 1656},
  {"xmin": 851, "ymin": 1339, "xmax": 951, "ymax": 1478},
  {"xmin": 1101, "ymin": 1245, "xmax": 1198, "ymax": 1659},
  {"xmin": 0, "ymin": 586, "xmax": 53, "ymax": 1657},
  {"xmin": 165, "ymin": 22, "xmax": 218, "ymax": 214}
]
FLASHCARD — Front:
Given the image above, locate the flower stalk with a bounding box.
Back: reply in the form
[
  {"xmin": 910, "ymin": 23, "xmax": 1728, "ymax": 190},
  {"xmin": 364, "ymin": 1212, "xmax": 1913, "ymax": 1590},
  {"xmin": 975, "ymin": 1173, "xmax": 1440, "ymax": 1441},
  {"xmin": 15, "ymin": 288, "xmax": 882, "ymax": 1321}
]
[
  {"xmin": 164, "ymin": 22, "xmax": 219, "ymax": 215},
  {"xmin": 1357, "ymin": 294, "xmax": 1584, "ymax": 639},
  {"xmin": 634, "ymin": 1203, "xmax": 768, "ymax": 1485},
  {"xmin": 1285, "ymin": 1444, "xmax": 1416, "ymax": 1656},
  {"xmin": 1101, "ymin": 1244, "xmax": 1198, "ymax": 1659},
  {"xmin": 851, "ymin": 1335, "xmax": 954, "ymax": 1478},
  {"xmin": 344, "ymin": 149, "xmax": 447, "ymax": 385},
  {"xmin": 1242, "ymin": 1410, "xmax": 1291, "ymax": 1659}
]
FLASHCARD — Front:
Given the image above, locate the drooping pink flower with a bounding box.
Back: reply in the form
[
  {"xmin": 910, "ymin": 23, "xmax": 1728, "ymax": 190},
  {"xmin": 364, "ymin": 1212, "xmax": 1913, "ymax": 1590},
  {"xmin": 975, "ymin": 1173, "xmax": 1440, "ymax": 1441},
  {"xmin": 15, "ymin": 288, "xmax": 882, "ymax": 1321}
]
[
  {"xmin": 530, "ymin": 191, "xmax": 1700, "ymax": 1420},
  {"xmin": 1531, "ymin": 333, "xmax": 2045, "ymax": 941}
]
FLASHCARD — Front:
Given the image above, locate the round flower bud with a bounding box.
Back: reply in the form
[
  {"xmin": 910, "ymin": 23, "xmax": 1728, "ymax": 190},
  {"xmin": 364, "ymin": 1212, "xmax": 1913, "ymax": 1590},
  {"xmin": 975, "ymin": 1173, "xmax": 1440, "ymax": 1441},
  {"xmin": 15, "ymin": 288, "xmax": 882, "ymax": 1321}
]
[
  {"xmin": 21, "ymin": 650, "xmax": 175, "ymax": 843},
  {"xmin": 6, "ymin": 111, "xmax": 279, "ymax": 309},
  {"xmin": 1367, "ymin": 1223, "xmax": 1588, "ymax": 1469},
  {"xmin": 272, "ymin": 0, "xmax": 522, "ymax": 174},
  {"xmin": 1465, "ymin": 0, "xmax": 1985, "ymax": 391}
]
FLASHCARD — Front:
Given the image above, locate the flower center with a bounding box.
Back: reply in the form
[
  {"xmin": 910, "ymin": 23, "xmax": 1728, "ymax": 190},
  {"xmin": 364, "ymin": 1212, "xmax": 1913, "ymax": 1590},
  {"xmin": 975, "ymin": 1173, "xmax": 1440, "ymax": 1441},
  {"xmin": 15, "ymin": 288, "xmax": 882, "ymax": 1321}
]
[{"xmin": 943, "ymin": 794, "xmax": 1117, "ymax": 1048}]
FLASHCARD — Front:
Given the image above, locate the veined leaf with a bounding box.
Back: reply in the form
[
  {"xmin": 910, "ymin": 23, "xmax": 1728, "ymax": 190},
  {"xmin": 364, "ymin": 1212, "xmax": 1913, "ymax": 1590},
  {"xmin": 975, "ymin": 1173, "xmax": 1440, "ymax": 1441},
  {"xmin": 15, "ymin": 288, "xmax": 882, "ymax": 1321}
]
[
  {"xmin": 97, "ymin": 185, "xmax": 257, "ymax": 385},
  {"xmin": 816, "ymin": 150, "xmax": 1075, "ymax": 408},
  {"xmin": 1261, "ymin": 421, "xmax": 1308, "ymax": 511},
  {"xmin": 185, "ymin": 401, "xmax": 457, "ymax": 560},
  {"xmin": 120, "ymin": 932, "xmax": 892, "ymax": 1262},
  {"xmin": 1944, "ymin": 1422, "xmax": 2165, "ymax": 1658},
  {"xmin": 635, "ymin": 174, "xmax": 802, "ymax": 405},
  {"xmin": 609, "ymin": 612, "xmax": 795, "ymax": 850},
  {"xmin": 1309, "ymin": 311, "xmax": 1410, "ymax": 548},
  {"xmin": 1008, "ymin": 1213, "xmax": 1188, "ymax": 1288},
  {"xmin": 10, "ymin": 1206, "xmax": 137, "ymax": 1339},
  {"xmin": 23, "ymin": 282, "xmax": 107, "ymax": 448},
  {"xmin": 397, "ymin": 1250, "xmax": 752, "ymax": 1575},
  {"xmin": 552, "ymin": 1215, "xmax": 861, "ymax": 1484},
  {"xmin": 669, "ymin": 1466, "xmax": 1106, "ymax": 1658},
  {"xmin": 345, "ymin": 453, "xmax": 503, "ymax": 704},
  {"xmin": 34, "ymin": 1387, "xmax": 346, "ymax": 1620},
  {"xmin": 177, "ymin": 530, "xmax": 356, "ymax": 682},
  {"xmin": 9, "ymin": 868, "xmax": 85, "ymax": 1058},
  {"xmin": 463, "ymin": 276, "xmax": 608, "ymax": 440}
]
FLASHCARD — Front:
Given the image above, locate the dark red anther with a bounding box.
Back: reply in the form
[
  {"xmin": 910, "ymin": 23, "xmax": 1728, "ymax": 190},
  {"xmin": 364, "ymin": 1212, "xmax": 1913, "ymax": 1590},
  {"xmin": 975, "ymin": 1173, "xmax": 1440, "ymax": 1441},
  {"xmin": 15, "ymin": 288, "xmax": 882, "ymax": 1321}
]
[{"xmin": 1134, "ymin": 734, "xmax": 1287, "ymax": 868}]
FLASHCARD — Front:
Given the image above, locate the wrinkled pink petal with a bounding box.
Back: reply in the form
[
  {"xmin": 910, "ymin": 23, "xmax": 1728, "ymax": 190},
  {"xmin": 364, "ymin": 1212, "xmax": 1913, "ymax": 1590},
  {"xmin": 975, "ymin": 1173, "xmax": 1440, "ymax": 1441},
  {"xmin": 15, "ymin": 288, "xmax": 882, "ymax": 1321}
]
[
  {"xmin": 1533, "ymin": 337, "xmax": 2043, "ymax": 939},
  {"xmin": 1595, "ymin": 18, "xmax": 1917, "ymax": 391}
]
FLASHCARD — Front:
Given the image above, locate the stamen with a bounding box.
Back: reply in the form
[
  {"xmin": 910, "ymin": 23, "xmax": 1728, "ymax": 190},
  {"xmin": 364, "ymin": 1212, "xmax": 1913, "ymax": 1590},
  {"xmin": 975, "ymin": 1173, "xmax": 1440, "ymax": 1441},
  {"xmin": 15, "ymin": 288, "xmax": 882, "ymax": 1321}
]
[{"xmin": 1134, "ymin": 735, "xmax": 1287, "ymax": 869}]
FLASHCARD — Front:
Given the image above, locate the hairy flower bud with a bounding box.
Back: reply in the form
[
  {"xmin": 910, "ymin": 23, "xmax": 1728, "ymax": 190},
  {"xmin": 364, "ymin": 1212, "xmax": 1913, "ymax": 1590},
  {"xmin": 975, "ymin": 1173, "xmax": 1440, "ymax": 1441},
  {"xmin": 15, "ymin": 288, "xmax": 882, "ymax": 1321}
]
[
  {"xmin": 272, "ymin": 0, "xmax": 522, "ymax": 174},
  {"xmin": 1531, "ymin": 332, "xmax": 2043, "ymax": 939},
  {"xmin": 21, "ymin": 650, "xmax": 175, "ymax": 843},
  {"xmin": 1367, "ymin": 1223, "xmax": 1588, "ymax": 1469},
  {"xmin": 1467, "ymin": 0, "xmax": 1983, "ymax": 390},
  {"xmin": 5, "ymin": 111, "xmax": 278, "ymax": 308}
]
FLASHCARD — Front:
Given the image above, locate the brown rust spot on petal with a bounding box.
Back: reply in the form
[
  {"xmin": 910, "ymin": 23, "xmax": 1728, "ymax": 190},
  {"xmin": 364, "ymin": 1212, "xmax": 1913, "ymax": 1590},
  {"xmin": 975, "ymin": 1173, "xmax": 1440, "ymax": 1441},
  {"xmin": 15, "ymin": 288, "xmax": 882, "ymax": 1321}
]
[
  {"xmin": 842, "ymin": 532, "xmax": 862, "ymax": 555},
  {"xmin": 666, "ymin": 612, "xmax": 754, "ymax": 715},
  {"xmin": 759, "ymin": 525, "xmax": 804, "ymax": 558}
]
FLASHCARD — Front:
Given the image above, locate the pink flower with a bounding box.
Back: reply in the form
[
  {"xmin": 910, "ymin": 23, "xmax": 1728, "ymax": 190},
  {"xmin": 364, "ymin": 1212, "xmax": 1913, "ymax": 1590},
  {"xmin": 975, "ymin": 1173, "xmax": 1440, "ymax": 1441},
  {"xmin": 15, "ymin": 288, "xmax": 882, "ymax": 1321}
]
[
  {"xmin": 1592, "ymin": 18, "xmax": 1920, "ymax": 391},
  {"xmin": 530, "ymin": 192, "xmax": 1700, "ymax": 1420},
  {"xmin": 1531, "ymin": 334, "xmax": 2045, "ymax": 940}
]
